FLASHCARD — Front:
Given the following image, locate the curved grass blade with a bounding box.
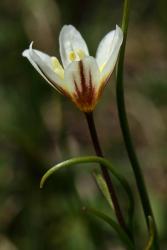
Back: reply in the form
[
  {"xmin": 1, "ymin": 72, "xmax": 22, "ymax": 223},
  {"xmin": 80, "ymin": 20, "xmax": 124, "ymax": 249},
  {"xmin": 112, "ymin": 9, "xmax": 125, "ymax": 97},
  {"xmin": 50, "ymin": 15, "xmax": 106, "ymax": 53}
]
[
  {"xmin": 83, "ymin": 206, "xmax": 134, "ymax": 250},
  {"xmin": 40, "ymin": 156, "xmax": 134, "ymax": 226},
  {"xmin": 144, "ymin": 216, "xmax": 155, "ymax": 250}
]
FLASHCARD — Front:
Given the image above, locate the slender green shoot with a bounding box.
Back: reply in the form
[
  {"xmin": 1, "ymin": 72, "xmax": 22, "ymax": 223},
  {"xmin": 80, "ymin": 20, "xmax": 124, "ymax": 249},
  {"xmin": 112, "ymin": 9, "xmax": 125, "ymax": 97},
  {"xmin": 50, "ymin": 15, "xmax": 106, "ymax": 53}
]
[
  {"xmin": 40, "ymin": 155, "xmax": 134, "ymax": 225},
  {"xmin": 116, "ymin": 0, "xmax": 159, "ymax": 249},
  {"xmin": 83, "ymin": 207, "xmax": 135, "ymax": 250}
]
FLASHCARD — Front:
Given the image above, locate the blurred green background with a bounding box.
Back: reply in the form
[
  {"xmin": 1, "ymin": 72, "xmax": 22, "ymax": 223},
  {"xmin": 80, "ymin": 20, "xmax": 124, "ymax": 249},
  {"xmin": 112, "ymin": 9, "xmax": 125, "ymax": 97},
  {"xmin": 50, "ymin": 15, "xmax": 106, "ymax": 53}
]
[{"xmin": 0, "ymin": 0, "xmax": 166, "ymax": 249}]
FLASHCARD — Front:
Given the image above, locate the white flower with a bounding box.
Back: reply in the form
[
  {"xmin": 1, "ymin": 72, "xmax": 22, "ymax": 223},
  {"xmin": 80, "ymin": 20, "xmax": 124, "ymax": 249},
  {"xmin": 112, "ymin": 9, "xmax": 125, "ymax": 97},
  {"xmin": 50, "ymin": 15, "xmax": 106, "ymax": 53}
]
[{"xmin": 22, "ymin": 25, "xmax": 123, "ymax": 112}]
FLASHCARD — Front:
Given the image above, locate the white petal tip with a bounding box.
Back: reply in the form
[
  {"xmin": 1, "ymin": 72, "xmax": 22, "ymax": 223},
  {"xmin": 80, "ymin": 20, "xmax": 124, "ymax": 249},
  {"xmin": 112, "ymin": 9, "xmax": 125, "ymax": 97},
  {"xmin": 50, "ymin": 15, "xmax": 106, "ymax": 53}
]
[
  {"xmin": 62, "ymin": 24, "xmax": 74, "ymax": 30},
  {"xmin": 29, "ymin": 41, "xmax": 34, "ymax": 50},
  {"xmin": 22, "ymin": 42, "xmax": 34, "ymax": 57},
  {"xmin": 116, "ymin": 24, "xmax": 120, "ymax": 29},
  {"xmin": 22, "ymin": 49, "xmax": 29, "ymax": 57},
  {"xmin": 60, "ymin": 24, "xmax": 76, "ymax": 36},
  {"xmin": 116, "ymin": 25, "xmax": 123, "ymax": 35}
]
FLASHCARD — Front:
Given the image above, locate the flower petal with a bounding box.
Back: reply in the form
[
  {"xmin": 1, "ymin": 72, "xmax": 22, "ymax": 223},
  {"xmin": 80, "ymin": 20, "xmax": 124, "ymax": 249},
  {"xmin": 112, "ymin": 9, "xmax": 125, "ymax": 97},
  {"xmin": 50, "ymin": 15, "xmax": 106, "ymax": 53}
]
[
  {"xmin": 64, "ymin": 56, "xmax": 100, "ymax": 112},
  {"xmin": 22, "ymin": 43, "xmax": 68, "ymax": 94},
  {"xmin": 96, "ymin": 25, "xmax": 123, "ymax": 82},
  {"xmin": 96, "ymin": 30, "xmax": 115, "ymax": 69},
  {"xmin": 59, "ymin": 25, "xmax": 89, "ymax": 68}
]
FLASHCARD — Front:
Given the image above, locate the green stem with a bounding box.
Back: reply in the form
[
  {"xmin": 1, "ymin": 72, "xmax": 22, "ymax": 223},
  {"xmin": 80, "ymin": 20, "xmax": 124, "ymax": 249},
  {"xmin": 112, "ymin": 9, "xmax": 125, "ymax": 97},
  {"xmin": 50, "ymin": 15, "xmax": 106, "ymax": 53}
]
[
  {"xmin": 116, "ymin": 0, "xmax": 159, "ymax": 249},
  {"xmin": 85, "ymin": 112, "xmax": 129, "ymax": 235}
]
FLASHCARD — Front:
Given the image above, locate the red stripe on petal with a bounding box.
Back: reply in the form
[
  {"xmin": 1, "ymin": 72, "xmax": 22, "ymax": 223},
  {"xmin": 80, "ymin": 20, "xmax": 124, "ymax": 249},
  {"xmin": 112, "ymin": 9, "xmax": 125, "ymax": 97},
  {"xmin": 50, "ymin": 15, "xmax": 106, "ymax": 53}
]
[{"xmin": 71, "ymin": 60, "xmax": 97, "ymax": 112}]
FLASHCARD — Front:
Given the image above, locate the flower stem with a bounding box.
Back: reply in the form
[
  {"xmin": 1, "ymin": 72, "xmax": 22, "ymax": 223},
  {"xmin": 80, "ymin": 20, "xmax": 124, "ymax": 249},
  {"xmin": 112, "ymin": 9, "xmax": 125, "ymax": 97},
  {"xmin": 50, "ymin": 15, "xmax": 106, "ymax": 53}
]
[
  {"xmin": 85, "ymin": 112, "xmax": 128, "ymax": 235},
  {"xmin": 116, "ymin": 0, "xmax": 159, "ymax": 249}
]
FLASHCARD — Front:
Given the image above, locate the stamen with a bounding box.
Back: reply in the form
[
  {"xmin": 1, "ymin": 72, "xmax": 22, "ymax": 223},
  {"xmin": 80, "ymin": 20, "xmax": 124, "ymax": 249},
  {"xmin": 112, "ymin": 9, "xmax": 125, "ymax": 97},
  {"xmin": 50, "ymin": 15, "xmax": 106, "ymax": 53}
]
[
  {"xmin": 69, "ymin": 51, "xmax": 76, "ymax": 61},
  {"xmin": 51, "ymin": 57, "xmax": 64, "ymax": 79},
  {"xmin": 69, "ymin": 49, "xmax": 85, "ymax": 62}
]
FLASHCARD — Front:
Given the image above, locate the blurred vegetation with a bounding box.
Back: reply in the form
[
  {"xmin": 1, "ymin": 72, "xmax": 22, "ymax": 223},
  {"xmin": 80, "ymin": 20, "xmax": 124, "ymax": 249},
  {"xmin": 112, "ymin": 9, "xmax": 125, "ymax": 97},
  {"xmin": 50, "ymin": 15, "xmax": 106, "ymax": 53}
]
[{"xmin": 0, "ymin": 0, "xmax": 166, "ymax": 249}]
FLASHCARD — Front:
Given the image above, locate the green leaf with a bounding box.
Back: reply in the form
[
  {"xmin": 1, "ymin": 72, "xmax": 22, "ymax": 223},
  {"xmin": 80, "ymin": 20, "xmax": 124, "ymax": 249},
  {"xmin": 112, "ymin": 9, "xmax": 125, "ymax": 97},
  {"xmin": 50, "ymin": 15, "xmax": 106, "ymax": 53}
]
[
  {"xmin": 83, "ymin": 207, "xmax": 134, "ymax": 250},
  {"xmin": 93, "ymin": 170, "xmax": 113, "ymax": 209},
  {"xmin": 144, "ymin": 216, "xmax": 155, "ymax": 250},
  {"xmin": 40, "ymin": 156, "xmax": 136, "ymax": 248},
  {"xmin": 40, "ymin": 155, "xmax": 134, "ymax": 230}
]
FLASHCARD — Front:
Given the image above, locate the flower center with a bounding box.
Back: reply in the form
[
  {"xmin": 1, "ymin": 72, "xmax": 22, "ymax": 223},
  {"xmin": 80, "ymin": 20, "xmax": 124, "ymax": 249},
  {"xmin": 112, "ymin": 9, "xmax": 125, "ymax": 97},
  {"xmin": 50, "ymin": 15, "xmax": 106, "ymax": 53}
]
[
  {"xmin": 69, "ymin": 49, "xmax": 85, "ymax": 62},
  {"xmin": 51, "ymin": 57, "xmax": 64, "ymax": 79}
]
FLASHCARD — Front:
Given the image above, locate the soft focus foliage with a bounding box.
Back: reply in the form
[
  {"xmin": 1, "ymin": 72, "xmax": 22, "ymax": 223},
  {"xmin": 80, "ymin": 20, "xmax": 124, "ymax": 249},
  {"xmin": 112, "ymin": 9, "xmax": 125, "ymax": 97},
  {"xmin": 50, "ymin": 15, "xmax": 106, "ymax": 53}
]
[{"xmin": 0, "ymin": 0, "xmax": 166, "ymax": 249}]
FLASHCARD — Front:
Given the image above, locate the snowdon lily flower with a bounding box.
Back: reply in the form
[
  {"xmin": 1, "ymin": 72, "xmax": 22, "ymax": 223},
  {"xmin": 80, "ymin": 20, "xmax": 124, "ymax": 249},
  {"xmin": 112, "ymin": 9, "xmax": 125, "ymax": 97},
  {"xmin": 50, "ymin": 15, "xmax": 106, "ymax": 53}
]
[{"xmin": 22, "ymin": 25, "xmax": 123, "ymax": 112}]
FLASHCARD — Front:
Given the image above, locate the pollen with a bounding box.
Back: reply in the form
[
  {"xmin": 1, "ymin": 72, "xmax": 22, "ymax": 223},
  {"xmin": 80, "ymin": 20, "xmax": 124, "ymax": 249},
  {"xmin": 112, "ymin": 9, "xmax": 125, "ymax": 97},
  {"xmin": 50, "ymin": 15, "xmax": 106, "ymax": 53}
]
[
  {"xmin": 69, "ymin": 51, "xmax": 76, "ymax": 61},
  {"xmin": 51, "ymin": 57, "xmax": 64, "ymax": 79},
  {"xmin": 69, "ymin": 49, "xmax": 85, "ymax": 61}
]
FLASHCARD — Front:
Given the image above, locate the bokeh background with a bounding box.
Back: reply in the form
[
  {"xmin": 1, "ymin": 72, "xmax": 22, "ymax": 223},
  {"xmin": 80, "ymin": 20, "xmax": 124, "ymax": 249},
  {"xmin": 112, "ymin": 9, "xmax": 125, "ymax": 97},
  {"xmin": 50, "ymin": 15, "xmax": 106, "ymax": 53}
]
[{"xmin": 0, "ymin": 0, "xmax": 166, "ymax": 249}]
